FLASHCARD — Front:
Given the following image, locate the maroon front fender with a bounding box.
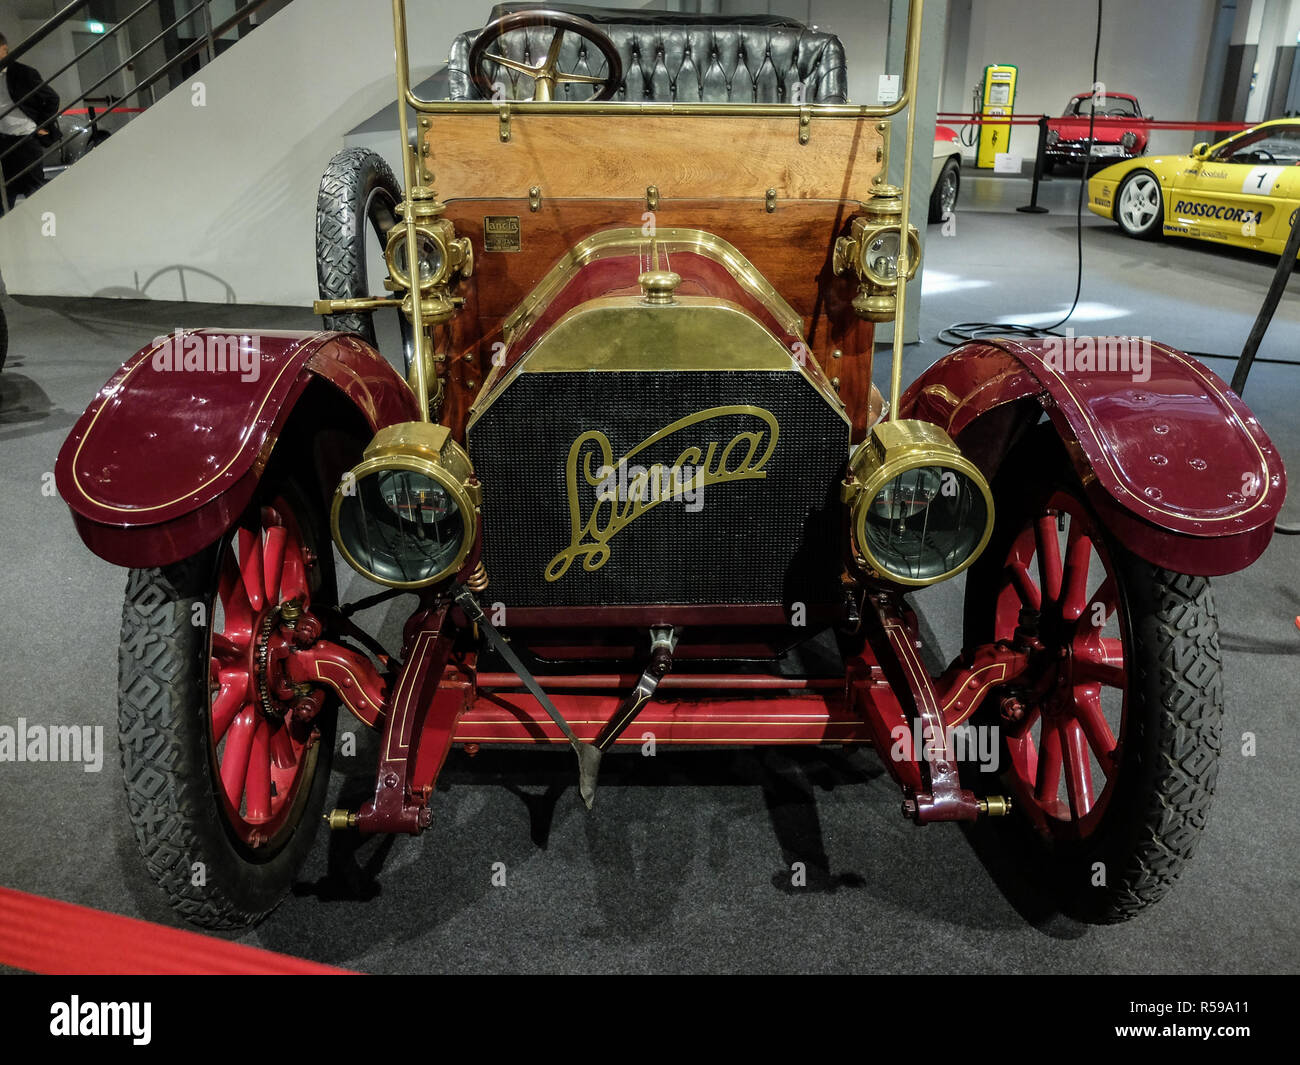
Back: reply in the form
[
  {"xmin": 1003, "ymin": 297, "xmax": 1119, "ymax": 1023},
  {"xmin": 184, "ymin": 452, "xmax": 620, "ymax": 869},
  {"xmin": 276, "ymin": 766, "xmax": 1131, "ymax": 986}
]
[
  {"xmin": 56, "ymin": 330, "xmax": 420, "ymax": 567},
  {"xmin": 901, "ymin": 338, "xmax": 1286, "ymax": 576}
]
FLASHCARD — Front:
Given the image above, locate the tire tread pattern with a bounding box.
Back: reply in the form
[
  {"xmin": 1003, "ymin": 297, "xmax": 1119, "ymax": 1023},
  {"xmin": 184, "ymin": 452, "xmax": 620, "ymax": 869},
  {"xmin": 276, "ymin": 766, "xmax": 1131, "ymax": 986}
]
[
  {"xmin": 1094, "ymin": 564, "xmax": 1223, "ymax": 922},
  {"xmin": 119, "ymin": 559, "xmax": 274, "ymax": 928},
  {"xmin": 315, "ymin": 147, "xmax": 401, "ymax": 345}
]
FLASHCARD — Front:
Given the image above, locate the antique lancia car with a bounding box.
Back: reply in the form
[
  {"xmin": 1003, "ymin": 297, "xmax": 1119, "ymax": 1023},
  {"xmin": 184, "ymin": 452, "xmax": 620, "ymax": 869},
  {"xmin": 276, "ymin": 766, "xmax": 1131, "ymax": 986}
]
[{"xmin": 55, "ymin": 0, "xmax": 1285, "ymax": 931}]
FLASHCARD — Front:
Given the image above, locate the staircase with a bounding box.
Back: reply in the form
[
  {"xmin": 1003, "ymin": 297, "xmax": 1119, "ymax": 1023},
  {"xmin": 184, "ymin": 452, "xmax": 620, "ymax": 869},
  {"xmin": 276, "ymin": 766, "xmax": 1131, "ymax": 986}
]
[{"xmin": 0, "ymin": 0, "xmax": 287, "ymax": 209}]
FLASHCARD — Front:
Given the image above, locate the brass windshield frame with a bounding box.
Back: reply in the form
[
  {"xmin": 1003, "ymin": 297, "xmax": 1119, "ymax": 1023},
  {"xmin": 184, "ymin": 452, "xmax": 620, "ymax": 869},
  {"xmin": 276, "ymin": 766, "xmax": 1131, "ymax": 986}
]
[{"xmin": 388, "ymin": 0, "xmax": 925, "ymax": 422}]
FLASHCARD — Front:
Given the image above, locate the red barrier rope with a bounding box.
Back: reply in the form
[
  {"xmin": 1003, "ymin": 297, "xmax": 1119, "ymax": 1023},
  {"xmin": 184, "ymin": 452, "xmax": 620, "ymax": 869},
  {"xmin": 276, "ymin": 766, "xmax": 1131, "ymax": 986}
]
[
  {"xmin": 60, "ymin": 106, "xmax": 145, "ymax": 116},
  {"xmin": 936, "ymin": 112, "xmax": 1252, "ymax": 132},
  {"xmin": 0, "ymin": 886, "xmax": 354, "ymax": 975}
]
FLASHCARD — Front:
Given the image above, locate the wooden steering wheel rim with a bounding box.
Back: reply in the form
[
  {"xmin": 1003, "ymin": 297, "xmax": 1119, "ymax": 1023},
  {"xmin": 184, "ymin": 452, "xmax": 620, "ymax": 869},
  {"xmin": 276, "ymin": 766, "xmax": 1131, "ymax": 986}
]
[{"xmin": 467, "ymin": 9, "xmax": 624, "ymax": 103}]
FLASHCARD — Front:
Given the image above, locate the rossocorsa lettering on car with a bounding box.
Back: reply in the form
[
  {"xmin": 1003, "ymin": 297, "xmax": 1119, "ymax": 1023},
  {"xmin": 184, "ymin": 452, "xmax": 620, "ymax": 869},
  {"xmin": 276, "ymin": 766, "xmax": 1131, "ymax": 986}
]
[{"xmin": 1174, "ymin": 199, "xmax": 1263, "ymax": 223}]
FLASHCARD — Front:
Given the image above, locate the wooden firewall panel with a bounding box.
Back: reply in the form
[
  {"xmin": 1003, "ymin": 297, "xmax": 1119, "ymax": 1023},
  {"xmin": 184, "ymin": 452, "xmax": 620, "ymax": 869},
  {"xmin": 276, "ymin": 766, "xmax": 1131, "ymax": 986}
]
[{"xmin": 422, "ymin": 113, "xmax": 886, "ymax": 202}]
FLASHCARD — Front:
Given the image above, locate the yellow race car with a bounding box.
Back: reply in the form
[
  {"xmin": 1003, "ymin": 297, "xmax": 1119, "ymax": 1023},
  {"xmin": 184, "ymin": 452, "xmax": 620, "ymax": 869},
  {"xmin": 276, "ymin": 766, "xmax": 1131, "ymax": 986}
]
[{"xmin": 1087, "ymin": 117, "xmax": 1300, "ymax": 253}]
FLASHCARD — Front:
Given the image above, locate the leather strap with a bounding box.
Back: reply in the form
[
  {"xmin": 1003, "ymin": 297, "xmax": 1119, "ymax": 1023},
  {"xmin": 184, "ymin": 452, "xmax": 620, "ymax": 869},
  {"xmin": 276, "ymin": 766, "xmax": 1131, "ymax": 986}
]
[{"xmin": 454, "ymin": 588, "xmax": 604, "ymax": 806}]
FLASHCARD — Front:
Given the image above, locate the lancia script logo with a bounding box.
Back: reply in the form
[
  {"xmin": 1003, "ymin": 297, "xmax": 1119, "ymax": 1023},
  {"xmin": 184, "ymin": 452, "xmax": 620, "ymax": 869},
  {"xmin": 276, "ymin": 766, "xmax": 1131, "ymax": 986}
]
[{"xmin": 545, "ymin": 405, "xmax": 780, "ymax": 581}]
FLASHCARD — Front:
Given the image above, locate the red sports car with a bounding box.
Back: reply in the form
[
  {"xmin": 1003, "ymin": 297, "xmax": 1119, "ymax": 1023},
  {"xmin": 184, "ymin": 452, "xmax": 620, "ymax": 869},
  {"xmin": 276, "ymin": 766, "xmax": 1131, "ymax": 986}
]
[{"xmin": 1045, "ymin": 91, "xmax": 1147, "ymax": 171}]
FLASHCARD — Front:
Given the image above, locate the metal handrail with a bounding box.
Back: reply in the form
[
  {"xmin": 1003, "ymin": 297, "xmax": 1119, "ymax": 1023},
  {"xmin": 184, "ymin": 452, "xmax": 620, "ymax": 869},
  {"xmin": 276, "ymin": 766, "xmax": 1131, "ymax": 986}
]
[
  {"xmin": 0, "ymin": 0, "xmax": 158, "ymax": 128},
  {"xmin": 0, "ymin": 0, "xmax": 210, "ymax": 187},
  {"xmin": 126, "ymin": 0, "xmax": 278, "ymax": 105},
  {"xmin": 0, "ymin": 0, "xmax": 278, "ymax": 203},
  {"xmin": 0, "ymin": 1, "xmax": 92, "ymax": 72}
]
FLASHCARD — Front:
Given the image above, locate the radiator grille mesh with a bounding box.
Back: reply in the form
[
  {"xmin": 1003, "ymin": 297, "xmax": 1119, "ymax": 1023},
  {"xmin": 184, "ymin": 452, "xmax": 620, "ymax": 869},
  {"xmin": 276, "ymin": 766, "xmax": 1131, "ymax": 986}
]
[{"xmin": 468, "ymin": 370, "xmax": 847, "ymax": 607}]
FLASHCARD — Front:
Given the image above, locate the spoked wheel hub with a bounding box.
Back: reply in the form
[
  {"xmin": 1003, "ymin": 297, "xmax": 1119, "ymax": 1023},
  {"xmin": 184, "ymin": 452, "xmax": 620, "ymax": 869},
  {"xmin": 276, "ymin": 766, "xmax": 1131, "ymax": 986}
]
[
  {"xmin": 209, "ymin": 503, "xmax": 326, "ymax": 848},
  {"xmin": 992, "ymin": 493, "xmax": 1128, "ymax": 840}
]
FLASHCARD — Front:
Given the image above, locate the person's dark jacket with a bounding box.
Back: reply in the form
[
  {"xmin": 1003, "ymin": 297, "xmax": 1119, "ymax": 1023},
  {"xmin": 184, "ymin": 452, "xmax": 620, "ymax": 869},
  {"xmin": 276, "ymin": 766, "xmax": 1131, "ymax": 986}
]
[{"xmin": 3, "ymin": 58, "xmax": 61, "ymax": 144}]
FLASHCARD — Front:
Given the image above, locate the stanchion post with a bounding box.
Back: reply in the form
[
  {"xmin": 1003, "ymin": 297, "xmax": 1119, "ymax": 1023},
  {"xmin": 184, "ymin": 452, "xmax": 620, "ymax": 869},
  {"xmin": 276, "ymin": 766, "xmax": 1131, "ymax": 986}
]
[
  {"xmin": 1231, "ymin": 202, "xmax": 1300, "ymax": 395},
  {"xmin": 1017, "ymin": 114, "xmax": 1050, "ymax": 214}
]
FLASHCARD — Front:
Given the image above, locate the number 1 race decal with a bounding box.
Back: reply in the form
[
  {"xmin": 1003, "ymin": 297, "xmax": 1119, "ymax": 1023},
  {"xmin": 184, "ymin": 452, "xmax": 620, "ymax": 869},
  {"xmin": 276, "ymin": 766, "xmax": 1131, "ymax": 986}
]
[{"xmin": 1242, "ymin": 165, "xmax": 1282, "ymax": 195}]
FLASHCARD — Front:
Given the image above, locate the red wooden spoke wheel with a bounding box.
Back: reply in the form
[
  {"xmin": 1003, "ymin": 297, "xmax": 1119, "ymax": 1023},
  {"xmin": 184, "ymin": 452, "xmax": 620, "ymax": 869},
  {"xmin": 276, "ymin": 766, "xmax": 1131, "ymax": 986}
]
[
  {"xmin": 992, "ymin": 490, "xmax": 1128, "ymax": 840},
  {"xmin": 207, "ymin": 500, "xmax": 319, "ymax": 847},
  {"xmin": 963, "ymin": 429, "xmax": 1224, "ymax": 923},
  {"xmin": 117, "ymin": 477, "xmax": 338, "ymax": 928}
]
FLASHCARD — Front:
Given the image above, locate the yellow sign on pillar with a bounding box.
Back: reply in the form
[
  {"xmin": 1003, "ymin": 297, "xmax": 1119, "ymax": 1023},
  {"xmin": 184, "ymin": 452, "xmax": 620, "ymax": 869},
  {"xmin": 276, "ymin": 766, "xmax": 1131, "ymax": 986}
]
[{"xmin": 977, "ymin": 64, "xmax": 1018, "ymax": 169}]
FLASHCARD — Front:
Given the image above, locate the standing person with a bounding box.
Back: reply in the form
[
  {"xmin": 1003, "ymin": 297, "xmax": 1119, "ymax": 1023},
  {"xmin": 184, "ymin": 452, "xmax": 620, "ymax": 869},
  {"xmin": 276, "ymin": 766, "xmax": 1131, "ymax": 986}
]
[{"xmin": 0, "ymin": 32, "xmax": 60, "ymax": 212}]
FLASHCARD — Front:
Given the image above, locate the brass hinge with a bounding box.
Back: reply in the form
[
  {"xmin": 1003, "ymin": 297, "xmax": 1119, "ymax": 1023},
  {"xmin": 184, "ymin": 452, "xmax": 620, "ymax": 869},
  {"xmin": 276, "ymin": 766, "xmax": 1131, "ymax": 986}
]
[
  {"xmin": 498, "ymin": 105, "xmax": 511, "ymax": 143},
  {"xmin": 798, "ymin": 106, "xmax": 812, "ymax": 145},
  {"xmin": 528, "ymin": 185, "xmax": 542, "ymax": 211},
  {"xmin": 418, "ymin": 138, "xmax": 432, "ymax": 184},
  {"xmin": 765, "ymin": 188, "xmax": 777, "ymax": 213},
  {"xmin": 646, "ymin": 184, "xmax": 659, "ymax": 211}
]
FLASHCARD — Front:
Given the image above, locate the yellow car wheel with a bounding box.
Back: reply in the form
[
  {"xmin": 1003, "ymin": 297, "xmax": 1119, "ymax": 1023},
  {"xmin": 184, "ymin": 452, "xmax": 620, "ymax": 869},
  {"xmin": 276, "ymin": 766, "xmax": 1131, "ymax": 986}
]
[{"xmin": 1115, "ymin": 170, "xmax": 1163, "ymax": 240}]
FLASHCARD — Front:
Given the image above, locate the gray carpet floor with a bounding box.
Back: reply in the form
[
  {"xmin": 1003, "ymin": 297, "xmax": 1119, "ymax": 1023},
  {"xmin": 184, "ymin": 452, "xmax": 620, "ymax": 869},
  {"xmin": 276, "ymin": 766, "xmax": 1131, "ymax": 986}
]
[{"xmin": 1, "ymin": 172, "xmax": 1297, "ymax": 973}]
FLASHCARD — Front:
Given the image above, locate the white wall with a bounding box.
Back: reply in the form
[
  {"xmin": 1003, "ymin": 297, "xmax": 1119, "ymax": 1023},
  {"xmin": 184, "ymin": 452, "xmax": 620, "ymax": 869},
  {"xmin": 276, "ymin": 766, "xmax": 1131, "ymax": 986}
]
[
  {"xmin": 946, "ymin": 0, "xmax": 1220, "ymax": 157},
  {"xmin": 722, "ymin": 0, "xmax": 892, "ymax": 103},
  {"xmin": 801, "ymin": 0, "xmax": 892, "ymax": 104},
  {"xmin": 0, "ymin": 0, "xmax": 456, "ymax": 305}
]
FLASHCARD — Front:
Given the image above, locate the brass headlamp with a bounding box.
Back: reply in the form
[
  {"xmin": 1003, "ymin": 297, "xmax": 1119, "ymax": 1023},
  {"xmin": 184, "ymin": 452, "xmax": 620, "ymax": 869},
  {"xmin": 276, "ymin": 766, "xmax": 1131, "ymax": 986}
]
[
  {"xmin": 383, "ymin": 192, "xmax": 473, "ymax": 292},
  {"xmin": 842, "ymin": 419, "xmax": 994, "ymax": 587},
  {"xmin": 331, "ymin": 421, "xmax": 480, "ymax": 589},
  {"xmin": 833, "ymin": 184, "xmax": 921, "ymax": 322}
]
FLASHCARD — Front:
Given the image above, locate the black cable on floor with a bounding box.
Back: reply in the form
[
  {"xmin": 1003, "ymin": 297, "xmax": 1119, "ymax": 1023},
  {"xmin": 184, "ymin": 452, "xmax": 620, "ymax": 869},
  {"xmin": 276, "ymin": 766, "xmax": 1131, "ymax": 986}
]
[
  {"xmin": 939, "ymin": 0, "xmax": 1103, "ymax": 346},
  {"xmin": 1186, "ymin": 351, "xmax": 1300, "ymax": 367}
]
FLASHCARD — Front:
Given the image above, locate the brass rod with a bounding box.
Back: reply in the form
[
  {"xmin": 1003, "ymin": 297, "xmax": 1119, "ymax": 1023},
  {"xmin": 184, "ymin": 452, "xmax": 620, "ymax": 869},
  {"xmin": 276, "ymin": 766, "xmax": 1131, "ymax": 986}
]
[
  {"xmin": 313, "ymin": 296, "xmax": 403, "ymax": 315},
  {"xmin": 888, "ymin": 0, "xmax": 925, "ymax": 422},
  {"xmin": 392, "ymin": 0, "xmax": 431, "ymax": 422},
  {"xmin": 406, "ymin": 95, "xmax": 907, "ymax": 117}
]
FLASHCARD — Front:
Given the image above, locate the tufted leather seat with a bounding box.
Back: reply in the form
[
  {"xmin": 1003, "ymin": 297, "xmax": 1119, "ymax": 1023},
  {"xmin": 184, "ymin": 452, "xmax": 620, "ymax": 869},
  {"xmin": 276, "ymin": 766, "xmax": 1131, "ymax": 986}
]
[{"xmin": 446, "ymin": 5, "xmax": 848, "ymax": 104}]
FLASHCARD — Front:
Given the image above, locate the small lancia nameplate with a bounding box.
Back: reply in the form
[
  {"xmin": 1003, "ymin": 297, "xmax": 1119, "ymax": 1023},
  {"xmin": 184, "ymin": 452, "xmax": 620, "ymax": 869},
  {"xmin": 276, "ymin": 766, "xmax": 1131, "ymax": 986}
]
[{"xmin": 483, "ymin": 216, "xmax": 521, "ymax": 252}]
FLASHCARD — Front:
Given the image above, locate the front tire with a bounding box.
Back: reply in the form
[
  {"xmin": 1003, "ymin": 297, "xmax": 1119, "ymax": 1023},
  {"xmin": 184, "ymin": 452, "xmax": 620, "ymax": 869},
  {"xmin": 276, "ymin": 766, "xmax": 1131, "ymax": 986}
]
[
  {"xmin": 963, "ymin": 428, "xmax": 1223, "ymax": 923},
  {"xmin": 118, "ymin": 478, "xmax": 337, "ymax": 928},
  {"xmin": 1115, "ymin": 170, "xmax": 1164, "ymax": 239}
]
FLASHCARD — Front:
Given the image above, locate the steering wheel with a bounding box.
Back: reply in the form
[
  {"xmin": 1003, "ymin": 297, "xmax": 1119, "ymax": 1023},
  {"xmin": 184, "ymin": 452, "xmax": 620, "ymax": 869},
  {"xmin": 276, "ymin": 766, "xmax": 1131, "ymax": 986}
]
[
  {"xmin": 1229, "ymin": 148, "xmax": 1277, "ymax": 165},
  {"xmin": 468, "ymin": 10, "xmax": 624, "ymax": 102}
]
